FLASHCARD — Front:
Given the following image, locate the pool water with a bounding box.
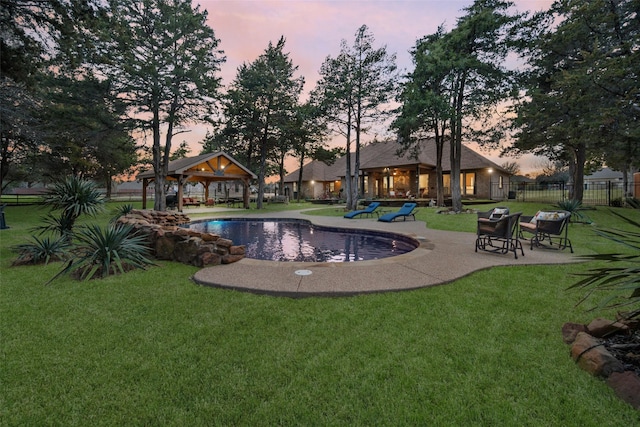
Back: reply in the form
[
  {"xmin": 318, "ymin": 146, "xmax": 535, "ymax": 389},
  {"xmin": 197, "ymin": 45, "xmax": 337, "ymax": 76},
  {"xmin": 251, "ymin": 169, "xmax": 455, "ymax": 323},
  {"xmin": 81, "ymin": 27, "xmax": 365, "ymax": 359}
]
[{"xmin": 188, "ymin": 219, "xmax": 418, "ymax": 262}]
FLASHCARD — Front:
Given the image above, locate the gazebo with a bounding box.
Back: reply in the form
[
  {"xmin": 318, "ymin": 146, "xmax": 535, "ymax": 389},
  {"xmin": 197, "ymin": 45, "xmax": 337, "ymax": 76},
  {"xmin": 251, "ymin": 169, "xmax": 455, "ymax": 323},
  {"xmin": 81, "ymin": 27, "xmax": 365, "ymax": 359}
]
[{"xmin": 137, "ymin": 151, "xmax": 257, "ymax": 211}]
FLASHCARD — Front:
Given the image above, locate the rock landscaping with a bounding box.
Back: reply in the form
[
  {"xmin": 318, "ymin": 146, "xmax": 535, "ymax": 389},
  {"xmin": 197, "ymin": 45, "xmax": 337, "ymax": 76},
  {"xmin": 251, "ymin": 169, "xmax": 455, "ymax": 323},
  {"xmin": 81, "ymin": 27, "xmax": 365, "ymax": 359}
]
[
  {"xmin": 117, "ymin": 209, "xmax": 245, "ymax": 267},
  {"xmin": 563, "ymin": 317, "xmax": 640, "ymax": 410}
]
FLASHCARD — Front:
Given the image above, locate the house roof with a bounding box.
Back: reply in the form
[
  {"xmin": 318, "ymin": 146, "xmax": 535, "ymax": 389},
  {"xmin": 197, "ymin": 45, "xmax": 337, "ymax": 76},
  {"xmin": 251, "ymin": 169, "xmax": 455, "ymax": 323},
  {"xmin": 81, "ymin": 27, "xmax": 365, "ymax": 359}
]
[
  {"xmin": 584, "ymin": 167, "xmax": 624, "ymax": 181},
  {"xmin": 284, "ymin": 139, "xmax": 506, "ymax": 182},
  {"xmin": 137, "ymin": 151, "xmax": 257, "ymax": 182}
]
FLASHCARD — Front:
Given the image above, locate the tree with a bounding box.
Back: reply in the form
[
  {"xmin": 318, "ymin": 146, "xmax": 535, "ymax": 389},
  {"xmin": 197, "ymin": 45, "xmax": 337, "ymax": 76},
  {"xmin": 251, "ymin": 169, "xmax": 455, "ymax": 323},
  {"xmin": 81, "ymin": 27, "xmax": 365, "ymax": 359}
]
[
  {"xmin": 102, "ymin": 0, "xmax": 225, "ymax": 210},
  {"xmin": 314, "ymin": 25, "xmax": 397, "ymax": 210},
  {"xmin": 511, "ymin": 0, "xmax": 640, "ymax": 203},
  {"xmin": 288, "ymin": 101, "xmax": 329, "ymax": 202},
  {"xmin": 393, "ymin": 27, "xmax": 451, "ymax": 207},
  {"xmin": 36, "ymin": 75, "xmax": 137, "ymax": 193},
  {"xmin": 221, "ymin": 37, "xmax": 304, "ymax": 208},
  {"xmin": 0, "ymin": 0, "xmax": 105, "ymax": 194},
  {"xmin": 394, "ymin": 1, "xmax": 521, "ymax": 211},
  {"xmin": 500, "ymin": 161, "xmax": 521, "ymax": 175}
]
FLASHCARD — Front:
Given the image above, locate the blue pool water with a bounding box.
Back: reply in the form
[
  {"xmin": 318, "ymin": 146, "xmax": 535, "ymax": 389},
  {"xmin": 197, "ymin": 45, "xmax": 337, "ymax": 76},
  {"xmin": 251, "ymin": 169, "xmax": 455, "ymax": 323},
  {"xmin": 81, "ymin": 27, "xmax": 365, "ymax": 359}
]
[{"xmin": 188, "ymin": 219, "xmax": 418, "ymax": 262}]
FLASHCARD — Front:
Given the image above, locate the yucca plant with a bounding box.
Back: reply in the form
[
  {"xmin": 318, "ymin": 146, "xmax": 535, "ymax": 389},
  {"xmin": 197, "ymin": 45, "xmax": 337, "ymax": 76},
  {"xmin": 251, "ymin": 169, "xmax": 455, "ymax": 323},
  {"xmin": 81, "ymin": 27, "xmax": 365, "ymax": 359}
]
[
  {"xmin": 110, "ymin": 203, "xmax": 134, "ymax": 224},
  {"xmin": 555, "ymin": 199, "xmax": 592, "ymax": 223},
  {"xmin": 33, "ymin": 213, "xmax": 76, "ymax": 241},
  {"xmin": 12, "ymin": 235, "xmax": 71, "ymax": 265},
  {"xmin": 50, "ymin": 223, "xmax": 155, "ymax": 282},
  {"xmin": 41, "ymin": 176, "xmax": 106, "ymax": 236},
  {"xmin": 569, "ymin": 210, "xmax": 640, "ymax": 321}
]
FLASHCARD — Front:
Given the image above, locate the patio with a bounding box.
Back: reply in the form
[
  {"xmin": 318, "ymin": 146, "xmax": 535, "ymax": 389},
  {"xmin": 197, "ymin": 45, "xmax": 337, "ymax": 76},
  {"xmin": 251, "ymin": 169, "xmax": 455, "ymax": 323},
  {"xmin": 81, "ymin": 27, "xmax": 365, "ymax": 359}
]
[{"xmin": 190, "ymin": 207, "xmax": 577, "ymax": 296}]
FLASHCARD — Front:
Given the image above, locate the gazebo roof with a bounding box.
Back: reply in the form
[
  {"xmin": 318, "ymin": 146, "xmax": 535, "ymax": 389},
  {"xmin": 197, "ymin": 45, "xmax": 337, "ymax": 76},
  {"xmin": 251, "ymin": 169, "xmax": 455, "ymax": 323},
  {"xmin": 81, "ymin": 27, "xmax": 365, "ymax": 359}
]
[{"xmin": 137, "ymin": 151, "xmax": 257, "ymax": 182}]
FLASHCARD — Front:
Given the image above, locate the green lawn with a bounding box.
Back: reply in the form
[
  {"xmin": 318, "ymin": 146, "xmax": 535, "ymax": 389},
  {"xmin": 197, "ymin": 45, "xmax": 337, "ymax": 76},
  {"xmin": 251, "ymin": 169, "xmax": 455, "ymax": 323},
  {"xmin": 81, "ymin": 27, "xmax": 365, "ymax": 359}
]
[{"xmin": 1, "ymin": 202, "xmax": 639, "ymax": 425}]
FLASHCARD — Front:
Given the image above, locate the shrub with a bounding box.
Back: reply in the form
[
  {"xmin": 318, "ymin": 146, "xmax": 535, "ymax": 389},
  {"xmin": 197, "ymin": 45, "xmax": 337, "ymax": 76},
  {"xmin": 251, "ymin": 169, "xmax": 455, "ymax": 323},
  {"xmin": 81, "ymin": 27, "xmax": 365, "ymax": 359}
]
[
  {"xmin": 110, "ymin": 203, "xmax": 134, "ymax": 224},
  {"xmin": 40, "ymin": 177, "xmax": 106, "ymax": 237},
  {"xmin": 12, "ymin": 235, "xmax": 71, "ymax": 265},
  {"xmin": 569, "ymin": 210, "xmax": 640, "ymax": 321},
  {"xmin": 555, "ymin": 199, "xmax": 592, "ymax": 223},
  {"xmin": 51, "ymin": 223, "xmax": 155, "ymax": 282}
]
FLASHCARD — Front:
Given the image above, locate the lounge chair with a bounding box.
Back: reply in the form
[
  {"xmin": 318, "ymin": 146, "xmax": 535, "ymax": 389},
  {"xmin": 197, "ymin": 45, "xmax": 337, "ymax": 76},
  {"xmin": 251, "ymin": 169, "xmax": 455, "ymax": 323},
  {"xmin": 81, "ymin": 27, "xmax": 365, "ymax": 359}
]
[
  {"xmin": 519, "ymin": 210, "xmax": 573, "ymax": 253},
  {"xmin": 378, "ymin": 203, "xmax": 418, "ymax": 222},
  {"xmin": 343, "ymin": 202, "xmax": 381, "ymax": 219},
  {"xmin": 475, "ymin": 212, "xmax": 524, "ymax": 259}
]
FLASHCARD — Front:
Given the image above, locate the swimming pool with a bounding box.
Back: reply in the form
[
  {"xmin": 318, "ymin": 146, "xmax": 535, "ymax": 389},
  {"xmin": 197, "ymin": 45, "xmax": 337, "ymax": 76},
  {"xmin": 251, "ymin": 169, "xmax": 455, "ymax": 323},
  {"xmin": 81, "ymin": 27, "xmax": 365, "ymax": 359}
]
[{"xmin": 188, "ymin": 218, "xmax": 418, "ymax": 262}]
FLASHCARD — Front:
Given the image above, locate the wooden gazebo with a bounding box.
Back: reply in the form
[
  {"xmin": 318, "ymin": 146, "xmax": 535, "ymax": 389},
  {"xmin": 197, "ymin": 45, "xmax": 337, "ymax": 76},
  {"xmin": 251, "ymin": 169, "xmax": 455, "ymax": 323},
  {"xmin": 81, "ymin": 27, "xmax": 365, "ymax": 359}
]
[{"xmin": 137, "ymin": 151, "xmax": 257, "ymax": 211}]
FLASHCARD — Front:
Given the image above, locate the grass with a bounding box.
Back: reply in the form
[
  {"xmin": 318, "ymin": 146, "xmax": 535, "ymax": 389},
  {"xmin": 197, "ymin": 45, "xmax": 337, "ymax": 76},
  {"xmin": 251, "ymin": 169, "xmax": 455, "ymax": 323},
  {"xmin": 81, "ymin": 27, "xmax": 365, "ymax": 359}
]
[{"xmin": 1, "ymin": 201, "xmax": 639, "ymax": 425}]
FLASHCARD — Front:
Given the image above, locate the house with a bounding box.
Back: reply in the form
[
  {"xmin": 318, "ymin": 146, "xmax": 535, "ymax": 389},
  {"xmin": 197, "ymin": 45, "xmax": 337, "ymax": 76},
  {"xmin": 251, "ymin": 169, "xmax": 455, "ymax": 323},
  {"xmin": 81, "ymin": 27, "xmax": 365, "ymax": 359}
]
[{"xmin": 283, "ymin": 139, "xmax": 511, "ymax": 201}]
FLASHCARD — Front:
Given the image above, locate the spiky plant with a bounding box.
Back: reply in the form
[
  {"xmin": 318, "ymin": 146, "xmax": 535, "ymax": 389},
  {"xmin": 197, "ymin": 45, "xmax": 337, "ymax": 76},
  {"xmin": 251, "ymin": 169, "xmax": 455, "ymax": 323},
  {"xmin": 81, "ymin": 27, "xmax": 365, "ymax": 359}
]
[
  {"xmin": 41, "ymin": 177, "xmax": 106, "ymax": 236},
  {"xmin": 55, "ymin": 223, "xmax": 155, "ymax": 281},
  {"xmin": 555, "ymin": 199, "xmax": 592, "ymax": 223},
  {"xmin": 33, "ymin": 213, "xmax": 76, "ymax": 241},
  {"xmin": 12, "ymin": 235, "xmax": 71, "ymax": 265},
  {"xmin": 569, "ymin": 210, "xmax": 640, "ymax": 321},
  {"xmin": 110, "ymin": 203, "xmax": 134, "ymax": 224}
]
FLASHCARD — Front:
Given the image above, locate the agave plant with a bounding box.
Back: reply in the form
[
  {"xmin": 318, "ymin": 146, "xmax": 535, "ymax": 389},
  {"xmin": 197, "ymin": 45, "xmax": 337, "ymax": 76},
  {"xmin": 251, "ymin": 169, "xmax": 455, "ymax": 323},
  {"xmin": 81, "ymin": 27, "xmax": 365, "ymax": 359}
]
[
  {"xmin": 12, "ymin": 235, "xmax": 71, "ymax": 265},
  {"xmin": 569, "ymin": 210, "xmax": 640, "ymax": 321},
  {"xmin": 110, "ymin": 203, "xmax": 134, "ymax": 224},
  {"xmin": 555, "ymin": 199, "xmax": 592, "ymax": 223},
  {"xmin": 53, "ymin": 223, "xmax": 155, "ymax": 282}
]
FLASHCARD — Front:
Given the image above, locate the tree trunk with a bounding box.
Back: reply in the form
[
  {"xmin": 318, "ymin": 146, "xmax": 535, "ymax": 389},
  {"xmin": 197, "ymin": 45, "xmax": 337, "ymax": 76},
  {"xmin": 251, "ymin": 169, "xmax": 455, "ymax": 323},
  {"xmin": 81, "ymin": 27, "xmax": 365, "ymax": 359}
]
[
  {"xmin": 571, "ymin": 142, "xmax": 586, "ymax": 203},
  {"xmin": 296, "ymin": 153, "xmax": 305, "ymax": 202}
]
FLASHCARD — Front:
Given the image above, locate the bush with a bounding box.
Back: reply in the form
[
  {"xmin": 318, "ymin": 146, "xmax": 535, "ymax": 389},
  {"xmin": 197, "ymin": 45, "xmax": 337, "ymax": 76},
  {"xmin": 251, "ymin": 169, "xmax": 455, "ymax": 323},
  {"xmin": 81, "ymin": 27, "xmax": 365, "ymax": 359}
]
[
  {"xmin": 569, "ymin": 210, "xmax": 640, "ymax": 321},
  {"xmin": 12, "ymin": 236, "xmax": 71, "ymax": 265},
  {"xmin": 51, "ymin": 223, "xmax": 155, "ymax": 282}
]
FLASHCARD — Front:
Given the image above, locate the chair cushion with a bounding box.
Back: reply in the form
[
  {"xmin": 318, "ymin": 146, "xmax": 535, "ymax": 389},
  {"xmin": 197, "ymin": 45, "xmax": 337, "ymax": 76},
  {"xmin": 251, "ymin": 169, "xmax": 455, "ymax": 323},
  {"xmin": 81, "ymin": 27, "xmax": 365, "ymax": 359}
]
[
  {"xmin": 520, "ymin": 222, "xmax": 536, "ymax": 231},
  {"xmin": 530, "ymin": 211, "xmax": 563, "ymax": 224}
]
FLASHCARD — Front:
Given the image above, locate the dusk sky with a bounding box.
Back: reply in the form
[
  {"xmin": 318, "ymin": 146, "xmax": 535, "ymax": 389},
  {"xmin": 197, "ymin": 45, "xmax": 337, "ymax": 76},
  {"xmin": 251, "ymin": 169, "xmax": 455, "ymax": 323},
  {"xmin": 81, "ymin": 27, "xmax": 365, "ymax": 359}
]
[{"xmin": 189, "ymin": 0, "xmax": 556, "ymax": 175}]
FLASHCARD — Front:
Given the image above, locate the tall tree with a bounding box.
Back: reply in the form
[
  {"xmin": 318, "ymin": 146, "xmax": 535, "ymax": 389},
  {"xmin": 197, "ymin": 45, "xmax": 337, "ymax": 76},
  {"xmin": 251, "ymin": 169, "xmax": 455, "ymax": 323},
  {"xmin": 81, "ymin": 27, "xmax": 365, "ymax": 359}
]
[
  {"xmin": 102, "ymin": 0, "xmax": 225, "ymax": 210},
  {"xmin": 393, "ymin": 27, "xmax": 451, "ymax": 207},
  {"xmin": 314, "ymin": 25, "xmax": 397, "ymax": 210},
  {"xmin": 288, "ymin": 101, "xmax": 329, "ymax": 202},
  {"xmin": 221, "ymin": 37, "xmax": 304, "ymax": 208},
  {"xmin": 512, "ymin": 0, "xmax": 639, "ymax": 202},
  {"xmin": 394, "ymin": 1, "xmax": 521, "ymax": 211},
  {"xmin": 36, "ymin": 75, "xmax": 136, "ymax": 192},
  {"xmin": 445, "ymin": 0, "xmax": 521, "ymax": 211},
  {"xmin": 0, "ymin": 0, "xmax": 104, "ymax": 194}
]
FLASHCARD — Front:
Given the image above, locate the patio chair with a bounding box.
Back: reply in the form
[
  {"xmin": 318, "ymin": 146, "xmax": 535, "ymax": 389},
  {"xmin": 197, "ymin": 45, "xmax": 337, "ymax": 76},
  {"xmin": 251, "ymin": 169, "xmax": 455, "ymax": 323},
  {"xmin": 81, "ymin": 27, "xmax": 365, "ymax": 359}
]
[
  {"xmin": 343, "ymin": 202, "xmax": 381, "ymax": 219},
  {"xmin": 475, "ymin": 212, "xmax": 524, "ymax": 259},
  {"xmin": 378, "ymin": 203, "xmax": 418, "ymax": 222},
  {"xmin": 519, "ymin": 210, "xmax": 573, "ymax": 253}
]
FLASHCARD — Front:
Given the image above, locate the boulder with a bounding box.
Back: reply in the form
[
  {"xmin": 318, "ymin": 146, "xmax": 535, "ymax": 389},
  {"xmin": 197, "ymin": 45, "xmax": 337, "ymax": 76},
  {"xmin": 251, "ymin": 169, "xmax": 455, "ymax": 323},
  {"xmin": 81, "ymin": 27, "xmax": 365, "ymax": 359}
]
[
  {"xmin": 571, "ymin": 332, "xmax": 624, "ymax": 377},
  {"xmin": 606, "ymin": 371, "xmax": 640, "ymax": 409},
  {"xmin": 230, "ymin": 245, "xmax": 246, "ymax": 255},
  {"xmin": 562, "ymin": 322, "xmax": 588, "ymax": 344},
  {"xmin": 587, "ymin": 318, "xmax": 629, "ymax": 338}
]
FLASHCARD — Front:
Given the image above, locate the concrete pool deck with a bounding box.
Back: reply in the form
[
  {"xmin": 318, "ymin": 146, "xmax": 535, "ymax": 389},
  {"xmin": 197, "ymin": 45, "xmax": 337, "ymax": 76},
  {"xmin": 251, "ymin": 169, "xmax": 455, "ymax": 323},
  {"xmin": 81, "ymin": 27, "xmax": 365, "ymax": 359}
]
[{"xmin": 188, "ymin": 206, "xmax": 578, "ymax": 297}]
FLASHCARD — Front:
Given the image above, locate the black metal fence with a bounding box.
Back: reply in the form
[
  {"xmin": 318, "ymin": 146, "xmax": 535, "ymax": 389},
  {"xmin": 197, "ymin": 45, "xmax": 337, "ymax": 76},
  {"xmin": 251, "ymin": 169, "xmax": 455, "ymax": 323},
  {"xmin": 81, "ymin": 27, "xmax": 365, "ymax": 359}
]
[{"xmin": 498, "ymin": 181, "xmax": 638, "ymax": 206}]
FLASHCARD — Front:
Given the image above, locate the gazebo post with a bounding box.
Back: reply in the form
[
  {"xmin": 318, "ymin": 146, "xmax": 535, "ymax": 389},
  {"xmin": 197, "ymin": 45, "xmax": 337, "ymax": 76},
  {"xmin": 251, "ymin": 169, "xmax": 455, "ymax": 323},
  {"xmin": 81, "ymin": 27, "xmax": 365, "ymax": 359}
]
[{"xmin": 177, "ymin": 175, "xmax": 184, "ymax": 211}]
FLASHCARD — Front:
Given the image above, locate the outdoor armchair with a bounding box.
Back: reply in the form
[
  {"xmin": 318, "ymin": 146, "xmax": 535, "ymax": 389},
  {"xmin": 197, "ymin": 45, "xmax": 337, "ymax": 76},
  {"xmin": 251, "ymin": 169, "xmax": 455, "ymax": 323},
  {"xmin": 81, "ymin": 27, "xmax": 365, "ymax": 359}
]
[
  {"xmin": 519, "ymin": 210, "xmax": 573, "ymax": 253},
  {"xmin": 475, "ymin": 212, "xmax": 524, "ymax": 259}
]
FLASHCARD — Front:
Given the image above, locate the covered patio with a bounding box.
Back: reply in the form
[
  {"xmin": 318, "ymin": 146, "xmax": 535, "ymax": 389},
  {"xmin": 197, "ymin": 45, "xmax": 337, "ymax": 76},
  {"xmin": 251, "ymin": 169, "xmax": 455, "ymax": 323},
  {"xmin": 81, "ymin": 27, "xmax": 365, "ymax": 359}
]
[{"xmin": 137, "ymin": 152, "xmax": 257, "ymax": 211}]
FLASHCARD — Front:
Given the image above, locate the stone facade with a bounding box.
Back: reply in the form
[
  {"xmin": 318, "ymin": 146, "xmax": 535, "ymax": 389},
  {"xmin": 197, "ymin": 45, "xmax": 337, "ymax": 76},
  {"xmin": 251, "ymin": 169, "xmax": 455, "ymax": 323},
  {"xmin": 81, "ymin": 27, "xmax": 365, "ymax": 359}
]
[{"xmin": 117, "ymin": 209, "xmax": 245, "ymax": 267}]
